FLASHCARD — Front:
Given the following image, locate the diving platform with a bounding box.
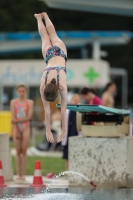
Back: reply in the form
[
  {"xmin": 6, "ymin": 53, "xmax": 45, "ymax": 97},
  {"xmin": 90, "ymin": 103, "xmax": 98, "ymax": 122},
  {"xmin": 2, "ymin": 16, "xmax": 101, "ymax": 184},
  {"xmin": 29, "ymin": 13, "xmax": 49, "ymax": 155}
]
[
  {"xmin": 57, "ymin": 104, "xmax": 133, "ymax": 188},
  {"xmin": 56, "ymin": 104, "xmax": 131, "ymax": 137}
]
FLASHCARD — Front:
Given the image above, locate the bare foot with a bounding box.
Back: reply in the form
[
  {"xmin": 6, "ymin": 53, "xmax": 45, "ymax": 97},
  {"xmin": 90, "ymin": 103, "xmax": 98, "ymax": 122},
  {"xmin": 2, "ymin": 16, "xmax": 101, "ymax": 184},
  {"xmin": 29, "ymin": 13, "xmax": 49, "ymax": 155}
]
[
  {"xmin": 15, "ymin": 176, "xmax": 21, "ymax": 180},
  {"xmin": 41, "ymin": 12, "xmax": 48, "ymax": 20},
  {"xmin": 46, "ymin": 131, "xmax": 54, "ymax": 143},
  {"xmin": 56, "ymin": 131, "xmax": 66, "ymax": 143},
  {"xmin": 34, "ymin": 13, "xmax": 42, "ymax": 20},
  {"xmin": 20, "ymin": 176, "xmax": 25, "ymax": 181}
]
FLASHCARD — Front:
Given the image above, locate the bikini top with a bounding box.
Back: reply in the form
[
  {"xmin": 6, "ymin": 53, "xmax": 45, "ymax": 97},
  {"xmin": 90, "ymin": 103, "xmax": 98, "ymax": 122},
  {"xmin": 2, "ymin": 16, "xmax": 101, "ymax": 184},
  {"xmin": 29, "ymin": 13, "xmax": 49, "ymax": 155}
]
[
  {"xmin": 45, "ymin": 46, "xmax": 67, "ymax": 64},
  {"xmin": 44, "ymin": 66, "xmax": 66, "ymax": 87}
]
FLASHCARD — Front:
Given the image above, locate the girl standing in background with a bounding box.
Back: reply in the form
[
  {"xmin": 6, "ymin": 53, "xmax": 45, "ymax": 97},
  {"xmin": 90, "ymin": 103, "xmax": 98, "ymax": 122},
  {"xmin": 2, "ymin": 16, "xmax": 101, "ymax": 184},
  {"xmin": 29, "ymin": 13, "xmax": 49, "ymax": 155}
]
[{"xmin": 10, "ymin": 85, "xmax": 34, "ymax": 180}]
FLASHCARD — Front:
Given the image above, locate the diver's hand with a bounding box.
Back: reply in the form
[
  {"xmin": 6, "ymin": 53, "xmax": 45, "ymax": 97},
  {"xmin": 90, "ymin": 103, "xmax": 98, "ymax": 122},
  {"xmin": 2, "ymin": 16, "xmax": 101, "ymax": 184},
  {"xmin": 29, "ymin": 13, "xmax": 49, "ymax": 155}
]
[
  {"xmin": 56, "ymin": 131, "xmax": 66, "ymax": 143},
  {"xmin": 46, "ymin": 130, "xmax": 54, "ymax": 143}
]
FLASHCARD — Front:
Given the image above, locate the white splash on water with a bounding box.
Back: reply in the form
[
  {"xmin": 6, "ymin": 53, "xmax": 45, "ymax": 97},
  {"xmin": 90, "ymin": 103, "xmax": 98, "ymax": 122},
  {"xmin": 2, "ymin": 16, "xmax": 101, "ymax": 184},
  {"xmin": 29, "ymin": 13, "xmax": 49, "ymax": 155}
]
[
  {"xmin": 1, "ymin": 193, "xmax": 86, "ymax": 200},
  {"xmin": 46, "ymin": 170, "xmax": 90, "ymax": 193}
]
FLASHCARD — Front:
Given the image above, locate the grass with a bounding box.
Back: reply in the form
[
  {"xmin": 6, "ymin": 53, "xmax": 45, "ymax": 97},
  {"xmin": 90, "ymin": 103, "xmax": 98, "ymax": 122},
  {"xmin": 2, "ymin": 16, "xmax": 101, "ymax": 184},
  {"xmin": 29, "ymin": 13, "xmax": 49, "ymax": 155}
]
[
  {"xmin": 10, "ymin": 133, "xmax": 65, "ymax": 175},
  {"xmin": 12, "ymin": 156, "xmax": 65, "ymax": 175}
]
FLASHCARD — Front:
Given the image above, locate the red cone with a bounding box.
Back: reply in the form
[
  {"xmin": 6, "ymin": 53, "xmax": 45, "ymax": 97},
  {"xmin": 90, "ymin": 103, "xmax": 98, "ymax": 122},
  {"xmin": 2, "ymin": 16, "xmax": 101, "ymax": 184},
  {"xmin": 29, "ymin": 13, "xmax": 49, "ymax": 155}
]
[
  {"xmin": 0, "ymin": 160, "xmax": 7, "ymax": 187},
  {"xmin": 30, "ymin": 160, "xmax": 46, "ymax": 188}
]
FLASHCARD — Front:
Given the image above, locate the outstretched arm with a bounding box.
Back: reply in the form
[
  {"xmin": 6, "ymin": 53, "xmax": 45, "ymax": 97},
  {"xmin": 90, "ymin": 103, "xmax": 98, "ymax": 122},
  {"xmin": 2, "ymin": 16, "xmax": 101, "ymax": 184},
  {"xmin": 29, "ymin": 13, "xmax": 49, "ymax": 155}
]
[
  {"xmin": 40, "ymin": 92, "xmax": 51, "ymax": 131},
  {"xmin": 57, "ymin": 86, "xmax": 67, "ymax": 143},
  {"xmin": 40, "ymin": 87, "xmax": 54, "ymax": 143}
]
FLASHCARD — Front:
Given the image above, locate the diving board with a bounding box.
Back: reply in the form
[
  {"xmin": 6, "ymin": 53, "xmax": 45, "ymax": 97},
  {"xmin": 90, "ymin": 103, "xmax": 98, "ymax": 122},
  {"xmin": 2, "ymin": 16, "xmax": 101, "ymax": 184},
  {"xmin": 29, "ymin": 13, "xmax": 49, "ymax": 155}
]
[
  {"xmin": 56, "ymin": 104, "xmax": 131, "ymax": 137},
  {"xmin": 56, "ymin": 104, "xmax": 130, "ymax": 115}
]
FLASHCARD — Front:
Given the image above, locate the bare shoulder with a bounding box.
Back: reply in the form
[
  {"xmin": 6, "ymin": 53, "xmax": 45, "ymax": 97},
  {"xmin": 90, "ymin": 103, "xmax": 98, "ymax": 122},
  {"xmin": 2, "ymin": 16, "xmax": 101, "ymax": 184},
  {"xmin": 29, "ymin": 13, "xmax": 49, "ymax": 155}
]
[
  {"xmin": 59, "ymin": 85, "xmax": 67, "ymax": 94},
  {"xmin": 10, "ymin": 99, "xmax": 17, "ymax": 105},
  {"xmin": 59, "ymin": 77, "xmax": 67, "ymax": 91},
  {"xmin": 28, "ymin": 99, "xmax": 34, "ymax": 105},
  {"xmin": 59, "ymin": 86, "xmax": 67, "ymax": 102},
  {"xmin": 102, "ymin": 92, "xmax": 108, "ymax": 98}
]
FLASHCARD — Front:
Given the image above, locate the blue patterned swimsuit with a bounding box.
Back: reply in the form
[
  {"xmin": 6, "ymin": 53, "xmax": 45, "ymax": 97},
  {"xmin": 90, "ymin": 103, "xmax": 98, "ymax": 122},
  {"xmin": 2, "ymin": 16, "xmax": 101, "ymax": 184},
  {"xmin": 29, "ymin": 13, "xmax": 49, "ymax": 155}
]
[
  {"xmin": 44, "ymin": 46, "xmax": 67, "ymax": 86},
  {"xmin": 45, "ymin": 45, "xmax": 67, "ymax": 64}
]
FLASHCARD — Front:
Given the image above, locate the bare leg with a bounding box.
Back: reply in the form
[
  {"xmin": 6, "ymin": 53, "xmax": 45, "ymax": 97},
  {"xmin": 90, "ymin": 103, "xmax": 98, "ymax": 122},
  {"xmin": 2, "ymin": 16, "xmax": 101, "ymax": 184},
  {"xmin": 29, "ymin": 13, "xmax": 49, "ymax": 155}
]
[
  {"xmin": 13, "ymin": 126, "xmax": 22, "ymax": 178},
  {"xmin": 42, "ymin": 12, "xmax": 67, "ymax": 55},
  {"xmin": 21, "ymin": 127, "xmax": 30, "ymax": 179},
  {"xmin": 34, "ymin": 13, "xmax": 52, "ymax": 58}
]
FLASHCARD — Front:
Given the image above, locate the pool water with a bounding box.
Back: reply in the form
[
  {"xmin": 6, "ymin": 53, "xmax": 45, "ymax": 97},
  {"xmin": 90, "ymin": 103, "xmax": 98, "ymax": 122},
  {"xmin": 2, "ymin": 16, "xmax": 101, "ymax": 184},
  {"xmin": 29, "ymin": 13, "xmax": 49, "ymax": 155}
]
[{"xmin": 0, "ymin": 188, "xmax": 133, "ymax": 200}]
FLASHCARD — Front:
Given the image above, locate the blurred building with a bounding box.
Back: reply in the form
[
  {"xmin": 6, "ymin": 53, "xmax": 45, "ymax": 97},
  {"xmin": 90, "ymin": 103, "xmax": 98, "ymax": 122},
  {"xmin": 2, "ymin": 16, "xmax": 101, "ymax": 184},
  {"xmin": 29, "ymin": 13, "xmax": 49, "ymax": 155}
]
[
  {"xmin": 0, "ymin": 31, "xmax": 132, "ymax": 108},
  {"xmin": 0, "ymin": 59, "xmax": 109, "ymax": 107}
]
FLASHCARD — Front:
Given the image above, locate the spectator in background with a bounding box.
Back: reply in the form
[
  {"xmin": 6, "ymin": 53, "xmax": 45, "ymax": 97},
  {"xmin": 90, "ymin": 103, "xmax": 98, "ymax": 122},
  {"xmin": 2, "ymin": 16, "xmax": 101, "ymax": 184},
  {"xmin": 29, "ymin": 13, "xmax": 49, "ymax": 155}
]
[
  {"xmin": 80, "ymin": 87, "xmax": 102, "ymax": 105},
  {"xmin": 62, "ymin": 94, "xmax": 80, "ymax": 170},
  {"xmin": 10, "ymin": 85, "xmax": 34, "ymax": 181},
  {"xmin": 102, "ymin": 82, "xmax": 117, "ymax": 107}
]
